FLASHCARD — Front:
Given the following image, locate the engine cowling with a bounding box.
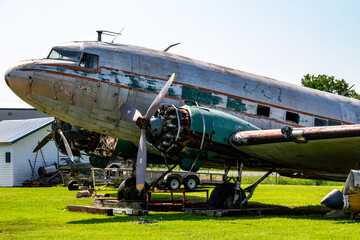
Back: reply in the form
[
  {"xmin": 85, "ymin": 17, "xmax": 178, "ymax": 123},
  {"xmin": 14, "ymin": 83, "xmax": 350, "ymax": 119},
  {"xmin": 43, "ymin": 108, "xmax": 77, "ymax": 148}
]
[{"xmin": 147, "ymin": 105, "xmax": 260, "ymax": 171}]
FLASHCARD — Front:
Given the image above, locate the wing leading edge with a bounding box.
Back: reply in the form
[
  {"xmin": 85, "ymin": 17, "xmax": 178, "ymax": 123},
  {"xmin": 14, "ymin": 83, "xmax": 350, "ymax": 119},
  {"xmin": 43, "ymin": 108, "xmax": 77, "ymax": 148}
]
[{"xmin": 230, "ymin": 125, "xmax": 360, "ymax": 181}]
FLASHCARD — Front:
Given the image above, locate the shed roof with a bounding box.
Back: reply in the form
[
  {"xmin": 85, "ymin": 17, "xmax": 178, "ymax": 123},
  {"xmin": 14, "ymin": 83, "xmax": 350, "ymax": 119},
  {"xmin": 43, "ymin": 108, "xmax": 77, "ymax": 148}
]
[
  {"xmin": 0, "ymin": 117, "xmax": 53, "ymax": 144},
  {"xmin": 0, "ymin": 102, "xmax": 33, "ymax": 109}
]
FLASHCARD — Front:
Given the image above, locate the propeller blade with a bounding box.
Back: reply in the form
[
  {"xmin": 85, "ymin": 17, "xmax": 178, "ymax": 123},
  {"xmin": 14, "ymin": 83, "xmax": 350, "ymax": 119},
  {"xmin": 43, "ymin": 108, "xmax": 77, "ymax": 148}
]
[
  {"xmin": 136, "ymin": 129, "xmax": 147, "ymax": 191},
  {"xmin": 57, "ymin": 129, "xmax": 74, "ymax": 163},
  {"xmin": 33, "ymin": 132, "xmax": 54, "ymax": 152},
  {"xmin": 144, "ymin": 73, "xmax": 175, "ymax": 119},
  {"xmin": 118, "ymin": 102, "xmax": 143, "ymax": 121}
]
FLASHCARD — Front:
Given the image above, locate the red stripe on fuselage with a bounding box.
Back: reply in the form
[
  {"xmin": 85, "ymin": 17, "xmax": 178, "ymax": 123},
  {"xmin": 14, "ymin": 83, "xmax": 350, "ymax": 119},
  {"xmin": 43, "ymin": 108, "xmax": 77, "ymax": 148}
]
[{"xmin": 21, "ymin": 66, "xmax": 350, "ymax": 126}]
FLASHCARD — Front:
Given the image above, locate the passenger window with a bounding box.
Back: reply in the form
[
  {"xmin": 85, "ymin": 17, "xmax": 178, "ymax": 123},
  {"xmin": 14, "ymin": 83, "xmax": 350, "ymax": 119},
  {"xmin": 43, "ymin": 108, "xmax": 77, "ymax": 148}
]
[
  {"xmin": 328, "ymin": 120, "xmax": 341, "ymax": 126},
  {"xmin": 286, "ymin": 111, "xmax": 299, "ymax": 124},
  {"xmin": 257, "ymin": 105, "xmax": 270, "ymax": 117},
  {"xmin": 314, "ymin": 118, "xmax": 328, "ymax": 126},
  {"xmin": 80, "ymin": 53, "xmax": 99, "ymax": 70}
]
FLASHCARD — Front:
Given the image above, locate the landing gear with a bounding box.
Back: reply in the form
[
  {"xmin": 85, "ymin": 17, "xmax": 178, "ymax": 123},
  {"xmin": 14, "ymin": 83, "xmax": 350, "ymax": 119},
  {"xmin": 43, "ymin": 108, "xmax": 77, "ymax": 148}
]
[
  {"xmin": 117, "ymin": 177, "xmax": 148, "ymax": 201},
  {"xmin": 209, "ymin": 160, "xmax": 274, "ymax": 209},
  {"xmin": 209, "ymin": 182, "xmax": 246, "ymax": 209}
]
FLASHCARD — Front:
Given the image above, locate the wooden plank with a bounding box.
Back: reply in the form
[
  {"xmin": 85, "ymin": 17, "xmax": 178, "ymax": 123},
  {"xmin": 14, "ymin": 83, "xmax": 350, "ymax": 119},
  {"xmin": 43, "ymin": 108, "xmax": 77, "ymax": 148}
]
[{"xmin": 67, "ymin": 205, "xmax": 113, "ymax": 216}]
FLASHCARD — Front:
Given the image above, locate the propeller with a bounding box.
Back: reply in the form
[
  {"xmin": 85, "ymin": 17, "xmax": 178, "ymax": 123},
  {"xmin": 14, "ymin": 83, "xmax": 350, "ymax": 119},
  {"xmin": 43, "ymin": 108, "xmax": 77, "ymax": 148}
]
[
  {"xmin": 33, "ymin": 132, "xmax": 53, "ymax": 153},
  {"xmin": 33, "ymin": 123, "xmax": 75, "ymax": 163},
  {"xmin": 57, "ymin": 128, "xmax": 75, "ymax": 163},
  {"xmin": 118, "ymin": 73, "xmax": 175, "ymax": 191}
]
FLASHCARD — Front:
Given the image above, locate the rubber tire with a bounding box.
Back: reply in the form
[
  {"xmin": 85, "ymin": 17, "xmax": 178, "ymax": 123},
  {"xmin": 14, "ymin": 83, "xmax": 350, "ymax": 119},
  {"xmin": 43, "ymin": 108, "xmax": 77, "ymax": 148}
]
[
  {"xmin": 209, "ymin": 183, "xmax": 247, "ymax": 209},
  {"xmin": 67, "ymin": 180, "xmax": 79, "ymax": 191},
  {"xmin": 117, "ymin": 177, "xmax": 148, "ymax": 201},
  {"xmin": 166, "ymin": 175, "xmax": 181, "ymax": 190},
  {"xmin": 183, "ymin": 175, "xmax": 199, "ymax": 190}
]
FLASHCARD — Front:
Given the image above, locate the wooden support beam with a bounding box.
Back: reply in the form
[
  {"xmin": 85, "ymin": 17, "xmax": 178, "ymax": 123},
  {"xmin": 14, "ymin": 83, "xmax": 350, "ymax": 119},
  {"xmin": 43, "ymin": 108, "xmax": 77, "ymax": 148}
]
[{"xmin": 67, "ymin": 205, "xmax": 113, "ymax": 216}]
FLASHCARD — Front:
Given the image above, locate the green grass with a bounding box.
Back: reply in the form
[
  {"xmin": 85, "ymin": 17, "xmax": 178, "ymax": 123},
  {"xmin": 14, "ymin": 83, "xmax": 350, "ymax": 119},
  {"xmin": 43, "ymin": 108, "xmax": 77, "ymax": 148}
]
[
  {"xmin": 239, "ymin": 175, "xmax": 343, "ymax": 186},
  {"xmin": 0, "ymin": 185, "xmax": 359, "ymax": 240}
]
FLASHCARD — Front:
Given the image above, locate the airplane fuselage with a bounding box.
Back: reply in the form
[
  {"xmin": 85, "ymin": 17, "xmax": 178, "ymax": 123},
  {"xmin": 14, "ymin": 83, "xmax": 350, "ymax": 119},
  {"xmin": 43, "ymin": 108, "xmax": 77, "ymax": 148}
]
[
  {"xmin": 6, "ymin": 42, "xmax": 360, "ymax": 137},
  {"xmin": 5, "ymin": 41, "xmax": 360, "ymax": 177}
]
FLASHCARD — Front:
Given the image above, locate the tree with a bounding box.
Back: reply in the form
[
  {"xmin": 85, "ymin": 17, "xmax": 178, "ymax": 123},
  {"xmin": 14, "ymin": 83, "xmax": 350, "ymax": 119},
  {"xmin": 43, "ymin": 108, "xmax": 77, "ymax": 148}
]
[{"xmin": 301, "ymin": 74, "xmax": 360, "ymax": 100}]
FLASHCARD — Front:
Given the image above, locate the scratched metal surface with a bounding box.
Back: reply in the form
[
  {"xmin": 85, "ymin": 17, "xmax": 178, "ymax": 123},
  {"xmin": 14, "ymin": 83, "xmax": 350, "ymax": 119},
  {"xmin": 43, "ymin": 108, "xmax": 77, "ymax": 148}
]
[{"xmin": 6, "ymin": 41, "xmax": 360, "ymax": 147}]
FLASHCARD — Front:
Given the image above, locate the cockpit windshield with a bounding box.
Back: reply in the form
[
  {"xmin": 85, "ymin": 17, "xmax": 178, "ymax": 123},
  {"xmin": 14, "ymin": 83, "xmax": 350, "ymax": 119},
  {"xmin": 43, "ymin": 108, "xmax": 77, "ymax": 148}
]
[{"xmin": 47, "ymin": 49, "xmax": 82, "ymax": 62}]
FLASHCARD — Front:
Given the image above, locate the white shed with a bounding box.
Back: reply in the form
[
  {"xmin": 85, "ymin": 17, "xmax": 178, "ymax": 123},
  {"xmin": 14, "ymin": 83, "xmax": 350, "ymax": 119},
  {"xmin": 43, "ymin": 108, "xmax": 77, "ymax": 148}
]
[{"xmin": 0, "ymin": 117, "xmax": 59, "ymax": 187}]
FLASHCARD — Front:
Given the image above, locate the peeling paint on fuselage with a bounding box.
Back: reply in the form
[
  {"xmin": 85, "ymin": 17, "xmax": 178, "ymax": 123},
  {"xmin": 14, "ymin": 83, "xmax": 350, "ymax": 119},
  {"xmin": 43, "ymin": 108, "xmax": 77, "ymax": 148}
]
[{"xmin": 13, "ymin": 42, "xmax": 360, "ymax": 145}]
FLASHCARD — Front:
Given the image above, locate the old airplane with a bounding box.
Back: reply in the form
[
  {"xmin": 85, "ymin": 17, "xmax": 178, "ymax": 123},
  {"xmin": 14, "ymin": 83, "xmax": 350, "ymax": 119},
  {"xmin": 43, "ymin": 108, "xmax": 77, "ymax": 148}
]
[{"xmin": 5, "ymin": 31, "xmax": 360, "ymax": 209}]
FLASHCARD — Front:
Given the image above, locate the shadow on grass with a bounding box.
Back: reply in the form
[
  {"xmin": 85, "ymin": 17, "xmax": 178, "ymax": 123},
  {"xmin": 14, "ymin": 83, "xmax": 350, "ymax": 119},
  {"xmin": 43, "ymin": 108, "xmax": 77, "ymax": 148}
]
[
  {"xmin": 66, "ymin": 202, "xmax": 357, "ymax": 225},
  {"xmin": 67, "ymin": 213, "xmax": 194, "ymax": 225}
]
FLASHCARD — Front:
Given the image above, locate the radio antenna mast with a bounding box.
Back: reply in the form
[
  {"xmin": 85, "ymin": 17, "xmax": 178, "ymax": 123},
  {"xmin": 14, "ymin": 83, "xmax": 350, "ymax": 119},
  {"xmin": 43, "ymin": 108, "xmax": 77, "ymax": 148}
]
[
  {"xmin": 96, "ymin": 28, "xmax": 125, "ymax": 42},
  {"xmin": 112, "ymin": 27, "xmax": 125, "ymax": 43}
]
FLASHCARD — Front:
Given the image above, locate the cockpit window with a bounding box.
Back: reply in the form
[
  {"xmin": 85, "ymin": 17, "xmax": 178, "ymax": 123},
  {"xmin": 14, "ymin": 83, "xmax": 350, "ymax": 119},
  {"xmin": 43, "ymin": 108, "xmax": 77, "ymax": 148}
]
[
  {"xmin": 80, "ymin": 53, "xmax": 99, "ymax": 71},
  {"xmin": 48, "ymin": 49, "xmax": 82, "ymax": 62}
]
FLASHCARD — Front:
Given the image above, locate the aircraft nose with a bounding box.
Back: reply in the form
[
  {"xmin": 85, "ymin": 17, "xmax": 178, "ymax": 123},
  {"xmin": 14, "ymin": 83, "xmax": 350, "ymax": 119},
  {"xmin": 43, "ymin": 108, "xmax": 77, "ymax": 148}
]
[{"xmin": 4, "ymin": 62, "xmax": 34, "ymax": 97}]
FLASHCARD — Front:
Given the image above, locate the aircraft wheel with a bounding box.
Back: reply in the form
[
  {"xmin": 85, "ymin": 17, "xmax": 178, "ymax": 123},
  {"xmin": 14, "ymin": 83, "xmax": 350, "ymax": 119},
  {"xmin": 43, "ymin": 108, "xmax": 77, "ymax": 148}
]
[
  {"xmin": 117, "ymin": 177, "xmax": 148, "ymax": 201},
  {"xmin": 223, "ymin": 184, "xmax": 236, "ymax": 209},
  {"xmin": 184, "ymin": 175, "xmax": 199, "ymax": 190},
  {"xmin": 209, "ymin": 183, "xmax": 246, "ymax": 209},
  {"xmin": 167, "ymin": 175, "xmax": 181, "ymax": 190},
  {"xmin": 67, "ymin": 180, "xmax": 79, "ymax": 191}
]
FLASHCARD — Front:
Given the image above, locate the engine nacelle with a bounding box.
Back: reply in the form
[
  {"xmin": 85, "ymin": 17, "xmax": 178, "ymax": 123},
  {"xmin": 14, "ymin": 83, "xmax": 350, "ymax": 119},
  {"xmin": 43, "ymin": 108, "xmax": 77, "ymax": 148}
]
[
  {"xmin": 52, "ymin": 118, "xmax": 118, "ymax": 158},
  {"xmin": 147, "ymin": 105, "xmax": 259, "ymax": 171}
]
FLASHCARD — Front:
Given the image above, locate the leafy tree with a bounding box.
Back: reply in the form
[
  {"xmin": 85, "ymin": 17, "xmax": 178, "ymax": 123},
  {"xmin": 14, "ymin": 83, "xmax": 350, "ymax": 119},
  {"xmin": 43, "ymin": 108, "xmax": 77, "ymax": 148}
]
[{"xmin": 301, "ymin": 74, "xmax": 360, "ymax": 100}]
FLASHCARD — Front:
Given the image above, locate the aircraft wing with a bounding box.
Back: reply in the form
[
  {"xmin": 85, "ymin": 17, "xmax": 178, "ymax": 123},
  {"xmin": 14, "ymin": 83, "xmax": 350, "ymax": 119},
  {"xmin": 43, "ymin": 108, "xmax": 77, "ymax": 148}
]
[{"xmin": 230, "ymin": 125, "xmax": 360, "ymax": 181}]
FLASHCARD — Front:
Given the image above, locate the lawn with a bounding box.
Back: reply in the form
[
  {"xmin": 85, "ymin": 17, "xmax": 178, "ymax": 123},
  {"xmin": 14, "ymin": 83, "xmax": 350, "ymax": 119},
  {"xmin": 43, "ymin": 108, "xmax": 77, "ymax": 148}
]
[{"xmin": 0, "ymin": 185, "xmax": 359, "ymax": 240}]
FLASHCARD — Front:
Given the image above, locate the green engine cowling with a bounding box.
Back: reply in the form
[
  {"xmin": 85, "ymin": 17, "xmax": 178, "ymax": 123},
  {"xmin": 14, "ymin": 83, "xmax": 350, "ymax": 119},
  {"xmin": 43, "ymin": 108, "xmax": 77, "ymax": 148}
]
[{"xmin": 148, "ymin": 105, "xmax": 260, "ymax": 171}]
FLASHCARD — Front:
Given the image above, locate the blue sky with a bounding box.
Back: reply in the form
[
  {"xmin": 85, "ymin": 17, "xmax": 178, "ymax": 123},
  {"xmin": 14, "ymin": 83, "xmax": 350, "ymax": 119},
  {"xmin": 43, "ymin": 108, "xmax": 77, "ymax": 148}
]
[{"xmin": 1, "ymin": 0, "xmax": 359, "ymax": 106}]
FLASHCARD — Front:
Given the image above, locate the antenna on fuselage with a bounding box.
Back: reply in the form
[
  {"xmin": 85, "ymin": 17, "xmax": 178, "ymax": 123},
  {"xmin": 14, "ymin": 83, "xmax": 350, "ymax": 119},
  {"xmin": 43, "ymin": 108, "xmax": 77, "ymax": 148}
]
[
  {"xmin": 341, "ymin": 84, "xmax": 355, "ymax": 96},
  {"xmin": 164, "ymin": 42, "xmax": 181, "ymax": 52},
  {"xmin": 96, "ymin": 28, "xmax": 125, "ymax": 42}
]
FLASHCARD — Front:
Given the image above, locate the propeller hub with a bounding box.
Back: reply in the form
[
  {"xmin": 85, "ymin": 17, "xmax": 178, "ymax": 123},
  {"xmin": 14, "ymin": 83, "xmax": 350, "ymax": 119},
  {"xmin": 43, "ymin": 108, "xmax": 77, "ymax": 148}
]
[
  {"xmin": 136, "ymin": 117, "xmax": 150, "ymax": 129},
  {"xmin": 149, "ymin": 117, "xmax": 163, "ymax": 136}
]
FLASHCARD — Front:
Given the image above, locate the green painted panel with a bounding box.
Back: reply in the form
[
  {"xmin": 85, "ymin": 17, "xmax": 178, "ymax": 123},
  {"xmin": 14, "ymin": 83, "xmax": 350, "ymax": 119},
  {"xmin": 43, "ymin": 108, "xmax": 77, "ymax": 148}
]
[
  {"xmin": 89, "ymin": 155, "xmax": 110, "ymax": 168},
  {"xmin": 112, "ymin": 139, "xmax": 138, "ymax": 158},
  {"xmin": 226, "ymin": 97, "xmax": 247, "ymax": 112},
  {"xmin": 182, "ymin": 86, "xmax": 212, "ymax": 105},
  {"xmin": 210, "ymin": 108, "xmax": 260, "ymax": 145},
  {"xmin": 188, "ymin": 107, "xmax": 213, "ymax": 135}
]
